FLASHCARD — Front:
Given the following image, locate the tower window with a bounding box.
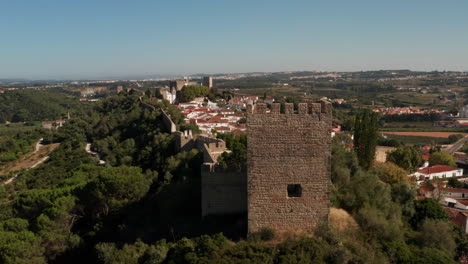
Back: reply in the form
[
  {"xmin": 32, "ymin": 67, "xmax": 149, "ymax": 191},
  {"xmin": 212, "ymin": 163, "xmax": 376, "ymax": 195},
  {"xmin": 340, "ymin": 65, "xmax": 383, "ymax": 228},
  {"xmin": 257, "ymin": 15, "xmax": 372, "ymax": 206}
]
[{"xmin": 287, "ymin": 184, "xmax": 302, "ymax": 197}]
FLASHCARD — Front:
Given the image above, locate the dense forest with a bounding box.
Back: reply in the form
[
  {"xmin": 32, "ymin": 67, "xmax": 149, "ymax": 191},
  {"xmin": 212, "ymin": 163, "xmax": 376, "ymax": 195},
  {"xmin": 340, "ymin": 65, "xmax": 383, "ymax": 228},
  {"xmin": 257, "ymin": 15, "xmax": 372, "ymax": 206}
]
[
  {"xmin": 0, "ymin": 90, "xmax": 78, "ymax": 122},
  {"xmin": 0, "ymin": 91, "xmax": 467, "ymax": 263}
]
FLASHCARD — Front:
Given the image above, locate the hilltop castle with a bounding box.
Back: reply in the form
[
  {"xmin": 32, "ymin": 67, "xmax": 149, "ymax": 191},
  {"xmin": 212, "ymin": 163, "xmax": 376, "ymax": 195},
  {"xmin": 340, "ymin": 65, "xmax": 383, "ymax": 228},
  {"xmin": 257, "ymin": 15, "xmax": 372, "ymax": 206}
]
[
  {"xmin": 200, "ymin": 101, "xmax": 332, "ymax": 233},
  {"xmin": 158, "ymin": 100, "xmax": 332, "ymax": 233}
]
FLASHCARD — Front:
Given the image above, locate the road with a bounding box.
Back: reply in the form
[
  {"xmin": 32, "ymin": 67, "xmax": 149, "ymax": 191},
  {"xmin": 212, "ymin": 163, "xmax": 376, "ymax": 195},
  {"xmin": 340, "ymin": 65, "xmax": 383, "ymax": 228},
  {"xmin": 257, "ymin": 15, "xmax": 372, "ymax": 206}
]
[
  {"xmin": 35, "ymin": 138, "xmax": 44, "ymax": 152},
  {"xmin": 443, "ymin": 135, "xmax": 468, "ymax": 154},
  {"xmin": 85, "ymin": 143, "xmax": 106, "ymax": 165},
  {"xmin": 3, "ymin": 138, "xmax": 49, "ymax": 185}
]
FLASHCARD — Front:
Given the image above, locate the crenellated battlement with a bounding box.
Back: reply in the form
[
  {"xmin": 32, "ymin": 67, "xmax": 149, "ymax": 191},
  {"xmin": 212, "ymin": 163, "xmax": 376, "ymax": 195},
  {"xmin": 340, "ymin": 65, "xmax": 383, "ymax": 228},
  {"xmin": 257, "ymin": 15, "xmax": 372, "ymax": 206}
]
[{"xmin": 247, "ymin": 101, "xmax": 332, "ymax": 116}]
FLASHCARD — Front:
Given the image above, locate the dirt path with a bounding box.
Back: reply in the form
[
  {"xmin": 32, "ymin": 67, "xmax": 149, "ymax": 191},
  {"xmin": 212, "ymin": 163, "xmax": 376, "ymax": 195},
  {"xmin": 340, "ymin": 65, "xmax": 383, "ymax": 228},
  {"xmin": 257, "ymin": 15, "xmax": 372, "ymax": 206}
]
[
  {"xmin": 1, "ymin": 140, "xmax": 60, "ymax": 185},
  {"xmin": 85, "ymin": 143, "xmax": 106, "ymax": 166}
]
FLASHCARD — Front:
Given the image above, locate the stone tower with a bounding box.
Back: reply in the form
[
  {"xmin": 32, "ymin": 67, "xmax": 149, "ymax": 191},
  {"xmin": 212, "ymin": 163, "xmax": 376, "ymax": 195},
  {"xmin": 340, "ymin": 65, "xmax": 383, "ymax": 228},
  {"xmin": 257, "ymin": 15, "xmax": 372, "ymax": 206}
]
[{"xmin": 247, "ymin": 102, "xmax": 332, "ymax": 233}]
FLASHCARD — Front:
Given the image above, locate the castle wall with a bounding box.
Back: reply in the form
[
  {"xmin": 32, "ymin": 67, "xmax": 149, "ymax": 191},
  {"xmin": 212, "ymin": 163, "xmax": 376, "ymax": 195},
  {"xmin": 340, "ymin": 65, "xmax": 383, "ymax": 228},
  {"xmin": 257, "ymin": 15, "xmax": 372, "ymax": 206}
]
[
  {"xmin": 173, "ymin": 131, "xmax": 196, "ymax": 152},
  {"xmin": 196, "ymin": 135, "xmax": 226, "ymax": 150},
  {"xmin": 201, "ymin": 164, "xmax": 247, "ymax": 217},
  {"xmin": 160, "ymin": 108, "xmax": 177, "ymax": 133},
  {"xmin": 247, "ymin": 102, "xmax": 332, "ymax": 233}
]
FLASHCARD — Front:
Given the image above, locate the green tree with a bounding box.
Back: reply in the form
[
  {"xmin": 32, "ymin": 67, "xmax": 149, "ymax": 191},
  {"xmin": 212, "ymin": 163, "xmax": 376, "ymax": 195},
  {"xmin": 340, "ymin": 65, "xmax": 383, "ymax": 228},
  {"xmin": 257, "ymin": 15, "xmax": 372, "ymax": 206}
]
[
  {"xmin": 178, "ymin": 86, "xmax": 210, "ymax": 102},
  {"xmin": 387, "ymin": 146, "xmax": 423, "ymax": 173},
  {"xmin": 416, "ymin": 220, "xmax": 457, "ymax": 258},
  {"xmin": 81, "ymin": 166, "xmax": 151, "ymax": 218},
  {"xmin": 372, "ymin": 162, "xmax": 409, "ymax": 185},
  {"xmin": 410, "ymin": 199, "xmax": 448, "ymax": 228},
  {"xmin": 447, "ymin": 178, "xmax": 468, "ymax": 188},
  {"xmin": 448, "ymin": 134, "xmax": 464, "ymax": 144},
  {"xmin": 353, "ymin": 110, "xmax": 379, "ymax": 170},
  {"xmin": 0, "ymin": 230, "xmax": 46, "ymax": 264},
  {"xmin": 429, "ymin": 151, "xmax": 456, "ymax": 167}
]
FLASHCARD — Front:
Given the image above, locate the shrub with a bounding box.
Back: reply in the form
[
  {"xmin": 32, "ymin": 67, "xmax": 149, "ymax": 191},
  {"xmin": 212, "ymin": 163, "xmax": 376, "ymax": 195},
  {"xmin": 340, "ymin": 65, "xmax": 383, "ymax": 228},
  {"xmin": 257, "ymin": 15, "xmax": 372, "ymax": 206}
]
[{"xmin": 249, "ymin": 227, "xmax": 276, "ymax": 241}]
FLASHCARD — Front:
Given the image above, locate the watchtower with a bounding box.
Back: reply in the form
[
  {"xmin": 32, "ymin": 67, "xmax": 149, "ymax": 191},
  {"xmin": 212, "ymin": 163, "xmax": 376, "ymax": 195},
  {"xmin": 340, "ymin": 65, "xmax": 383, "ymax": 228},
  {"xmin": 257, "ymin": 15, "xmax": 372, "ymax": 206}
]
[{"xmin": 247, "ymin": 102, "xmax": 332, "ymax": 233}]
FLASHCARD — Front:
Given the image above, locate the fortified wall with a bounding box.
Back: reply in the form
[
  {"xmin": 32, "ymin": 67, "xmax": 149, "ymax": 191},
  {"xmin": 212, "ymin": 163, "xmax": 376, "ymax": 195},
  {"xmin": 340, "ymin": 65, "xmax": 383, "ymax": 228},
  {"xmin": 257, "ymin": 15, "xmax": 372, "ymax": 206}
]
[
  {"xmin": 201, "ymin": 163, "xmax": 247, "ymax": 217},
  {"xmin": 247, "ymin": 102, "xmax": 332, "ymax": 233},
  {"xmin": 157, "ymin": 106, "xmax": 247, "ymax": 217},
  {"xmin": 148, "ymin": 100, "xmax": 332, "ymax": 232},
  {"xmin": 160, "ymin": 109, "xmax": 177, "ymax": 133}
]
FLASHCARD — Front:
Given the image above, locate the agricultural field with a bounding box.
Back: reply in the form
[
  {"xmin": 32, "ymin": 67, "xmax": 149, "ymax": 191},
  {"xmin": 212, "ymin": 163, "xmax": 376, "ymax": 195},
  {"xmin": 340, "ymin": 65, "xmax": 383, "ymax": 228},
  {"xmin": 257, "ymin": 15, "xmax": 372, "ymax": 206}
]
[
  {"xmin": 381, "ymin": 131, "xmax": 468, "ymax": 138},
  {"xmin": 378, "ymin": 92, "xmax": 442, "ymax": 105},
  {"xmin": 383, "ymin": 134, "xmax": 448, "ymax": 145},
  {"xmin": 382, "ymin": 122, "xmax": 435, "ymax": 128},
  {"xmin": 235, "ymin": 86, "xmax": 305, "ymax": 97}
]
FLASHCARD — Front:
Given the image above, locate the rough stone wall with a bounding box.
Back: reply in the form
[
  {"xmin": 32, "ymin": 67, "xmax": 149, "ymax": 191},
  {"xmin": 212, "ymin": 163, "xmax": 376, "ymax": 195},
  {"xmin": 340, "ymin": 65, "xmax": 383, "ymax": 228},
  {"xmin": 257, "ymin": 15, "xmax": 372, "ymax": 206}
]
[
  {"xmin": 160, "ymin": 109, "xmax": 177, "ymax": 133},
  {"xmin": 247, "ymin": 101, "xmax": 332, "ymax": 233},
  {"xmin": 173, "ymin": 131, "xmax": 196, "ymax": 152},
  {"xmin": 196, "ymin": 136, "xmax": 226, "ymax": 151},
  {"xmin": 201, "ymin": 164, "xmax": 247, "ymax": 217}
]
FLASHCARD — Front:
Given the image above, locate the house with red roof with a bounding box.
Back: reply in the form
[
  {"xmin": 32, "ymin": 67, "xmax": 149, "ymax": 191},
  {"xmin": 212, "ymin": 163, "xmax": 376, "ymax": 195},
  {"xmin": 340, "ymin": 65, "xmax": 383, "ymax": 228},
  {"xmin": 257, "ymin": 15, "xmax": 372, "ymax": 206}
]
[
  {"xmin": 456, "ymin": 200, "xmax": 468, "ymax": 210},
  {"xmin": 444, "ymin": 188, "xmax": 468, "ymax": 199},
  {"xmin": 413, "ymin": 165, "xmax": 463, "ymax": 181},
  {"xmin": 444, "ymin": 208, "xmax": 468, "ymax": 234}
]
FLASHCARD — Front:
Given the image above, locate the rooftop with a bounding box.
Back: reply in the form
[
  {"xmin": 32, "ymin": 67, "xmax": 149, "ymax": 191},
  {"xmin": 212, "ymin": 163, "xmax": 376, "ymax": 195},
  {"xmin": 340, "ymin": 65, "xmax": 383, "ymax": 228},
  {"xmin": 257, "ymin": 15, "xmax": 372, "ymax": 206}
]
[
  {"xmin": 417, "ymin": 165, "xmax": 459, "ymax": 175},
  {"xmin": 445, "ymin": 188, "xmax": 468, "ymax": 194}
]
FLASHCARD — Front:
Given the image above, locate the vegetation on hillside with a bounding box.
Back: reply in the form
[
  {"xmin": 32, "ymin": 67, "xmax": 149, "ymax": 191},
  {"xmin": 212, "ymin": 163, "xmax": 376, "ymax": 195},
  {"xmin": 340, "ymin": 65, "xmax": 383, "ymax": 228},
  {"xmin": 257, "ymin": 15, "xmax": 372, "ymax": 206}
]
[
  {"xmin": 0, "ymin": 91, "xmax": 466, "ymax": 263},
  {"xmin": 0, "ymin": 90, "xmax": 78, "ymax": 122},
  {"xmin": 178, "ymin": 85, "xmax": 210, "ymax": 102}
]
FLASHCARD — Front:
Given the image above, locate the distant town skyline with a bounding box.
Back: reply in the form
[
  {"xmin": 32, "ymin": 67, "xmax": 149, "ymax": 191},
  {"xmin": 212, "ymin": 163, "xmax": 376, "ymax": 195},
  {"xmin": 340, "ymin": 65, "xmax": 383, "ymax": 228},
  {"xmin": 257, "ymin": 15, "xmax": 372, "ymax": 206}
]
[{"xmin": 1, "ymin": 0, "xmax": 467, "ymax": 79}]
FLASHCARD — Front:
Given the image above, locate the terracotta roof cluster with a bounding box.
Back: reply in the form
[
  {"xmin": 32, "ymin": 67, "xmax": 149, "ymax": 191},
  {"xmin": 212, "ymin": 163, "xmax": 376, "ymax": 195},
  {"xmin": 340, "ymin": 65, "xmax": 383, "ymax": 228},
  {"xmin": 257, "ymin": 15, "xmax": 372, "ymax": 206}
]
[{"xmin": 178, "ymin": 101, "xmax": 246, "ymax": 135}]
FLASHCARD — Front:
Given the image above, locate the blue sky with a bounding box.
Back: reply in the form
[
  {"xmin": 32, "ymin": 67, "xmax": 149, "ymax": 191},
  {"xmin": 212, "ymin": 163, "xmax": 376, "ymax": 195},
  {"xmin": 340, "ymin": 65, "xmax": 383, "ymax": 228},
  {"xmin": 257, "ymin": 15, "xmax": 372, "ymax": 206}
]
[{"xmin": 1, "ymin": 0, "xmax": 467, "ymax": 79}]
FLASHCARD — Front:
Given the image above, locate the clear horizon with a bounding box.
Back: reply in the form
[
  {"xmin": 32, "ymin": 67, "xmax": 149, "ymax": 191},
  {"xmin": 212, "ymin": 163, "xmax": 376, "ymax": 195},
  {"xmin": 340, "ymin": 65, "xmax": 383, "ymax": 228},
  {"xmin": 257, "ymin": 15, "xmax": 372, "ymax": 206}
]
[{"xmin": 1, "ymin": 0, "xmax": 467, "ymax": 79}]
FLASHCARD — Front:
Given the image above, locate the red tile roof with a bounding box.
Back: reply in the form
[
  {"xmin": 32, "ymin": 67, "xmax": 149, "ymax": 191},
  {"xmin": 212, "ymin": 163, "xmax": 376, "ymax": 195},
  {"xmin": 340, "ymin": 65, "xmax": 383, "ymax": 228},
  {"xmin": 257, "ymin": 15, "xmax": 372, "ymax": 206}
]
[
  {"xmin": 444, "ymin": 208, "xmax": 468, "ymax": 229},
  {"xmin": 457, "ymin": 200, "xmax": 468, "ymax": 206},
  {"xmin": 215, "ymin": 126, "xmax": 230, "ymax": 131},
  {"xmin": 422, "ymin": 154, "xmax": 431, "ymax": 161},
  {"xmin": 445, "ymin": 188, "xmax": 468, "ymax": 194},
  {"xmin": 417, "ymin": 165, "xmax": 458, "ymax": 175}
]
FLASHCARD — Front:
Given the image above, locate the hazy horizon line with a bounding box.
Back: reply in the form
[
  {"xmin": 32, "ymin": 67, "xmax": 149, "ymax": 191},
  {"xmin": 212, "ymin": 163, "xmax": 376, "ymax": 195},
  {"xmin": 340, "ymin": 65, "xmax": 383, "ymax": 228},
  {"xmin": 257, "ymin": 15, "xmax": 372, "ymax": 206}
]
[{"xmin": 1, "ymin": 68, "xmax": 467, "ymax": 82}]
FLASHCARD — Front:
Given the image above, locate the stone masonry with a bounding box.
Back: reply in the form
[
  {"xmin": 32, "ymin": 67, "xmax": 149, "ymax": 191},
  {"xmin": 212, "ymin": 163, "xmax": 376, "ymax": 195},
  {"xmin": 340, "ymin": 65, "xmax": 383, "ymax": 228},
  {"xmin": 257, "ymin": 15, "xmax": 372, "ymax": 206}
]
[{"xmin": 247, "ymin": 101, "xmax": 332, "ymax": 233}]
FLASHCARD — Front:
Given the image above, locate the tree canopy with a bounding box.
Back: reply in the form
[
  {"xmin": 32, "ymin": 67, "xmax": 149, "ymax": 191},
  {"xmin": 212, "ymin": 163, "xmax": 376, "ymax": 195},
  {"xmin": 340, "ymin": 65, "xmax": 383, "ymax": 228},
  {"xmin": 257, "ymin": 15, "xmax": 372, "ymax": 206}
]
[
  {"xmin": 178, "ymin": 85, "xmax": 210, "ymax": 102},
  {"xmin": 387, "ymin": 146, "xmax": 423, "ymax": 173},
  {"xmin": 429, "ymin": 151, "xmax": 457, "ymax": 167},
  {"xmin": 353, "ymin": 110, "xmax": 379, "ymax": 170}
]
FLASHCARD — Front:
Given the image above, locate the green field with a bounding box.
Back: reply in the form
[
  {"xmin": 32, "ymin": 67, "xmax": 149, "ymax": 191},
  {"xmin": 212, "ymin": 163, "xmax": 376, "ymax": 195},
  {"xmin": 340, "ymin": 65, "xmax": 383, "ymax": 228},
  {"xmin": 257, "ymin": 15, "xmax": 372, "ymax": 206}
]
[
  {"xmin": 380, "ymin": 127, "xmax": 468, "ymax": 132},
  {"xmin": 377, "ymin": 92, "xmax": 445, "ymax": 107},
  {"xmin": 385, "ymin": 134, "xmax": 448, "ymax": 145},
  {"xmin": 235, "ymin": 86, "xmax": 306, "ymax": 98}
]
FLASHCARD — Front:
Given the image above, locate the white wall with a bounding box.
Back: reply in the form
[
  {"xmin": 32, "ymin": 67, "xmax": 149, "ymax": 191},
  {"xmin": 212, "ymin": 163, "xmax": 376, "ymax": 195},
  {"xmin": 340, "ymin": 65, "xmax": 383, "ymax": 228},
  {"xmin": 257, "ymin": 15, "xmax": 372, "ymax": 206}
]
[{"xmin": 414, "ymin": 169, "xmax": 463, "ymax": 180}]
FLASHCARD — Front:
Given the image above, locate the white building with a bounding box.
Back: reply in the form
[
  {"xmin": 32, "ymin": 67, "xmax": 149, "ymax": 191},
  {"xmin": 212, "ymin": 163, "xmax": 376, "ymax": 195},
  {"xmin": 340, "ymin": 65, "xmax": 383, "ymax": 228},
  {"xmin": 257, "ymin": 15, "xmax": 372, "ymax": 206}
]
[
  {"xmin": 413, "ymin": 165, "xmax": 463, "ymax": 181},
  {"xmin": 456, "ymin": 200, "xmax": 468, "ymax": 210},
  {"xmin": 461, "ymin": 105, "xmax": 468, "ymax": 118},
  {"xmin": 445, "ymin": 188, "xmax": 468, "ymax": 199}
]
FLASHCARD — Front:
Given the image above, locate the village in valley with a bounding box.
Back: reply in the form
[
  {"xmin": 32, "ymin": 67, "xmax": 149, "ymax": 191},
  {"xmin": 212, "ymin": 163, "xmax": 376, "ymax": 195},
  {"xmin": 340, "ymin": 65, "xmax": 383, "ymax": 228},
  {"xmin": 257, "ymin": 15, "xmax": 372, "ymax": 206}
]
[
  {"xmin": 3, "ymin": 1, "xmax": 468, "ymax": 262},
  {"xmin": 2, "ymin": 69, "xmax": 468, "ymax": 262},
  {"xmin": 28, "ymin": 70, "xmax": 468, "ymax": 235}
]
